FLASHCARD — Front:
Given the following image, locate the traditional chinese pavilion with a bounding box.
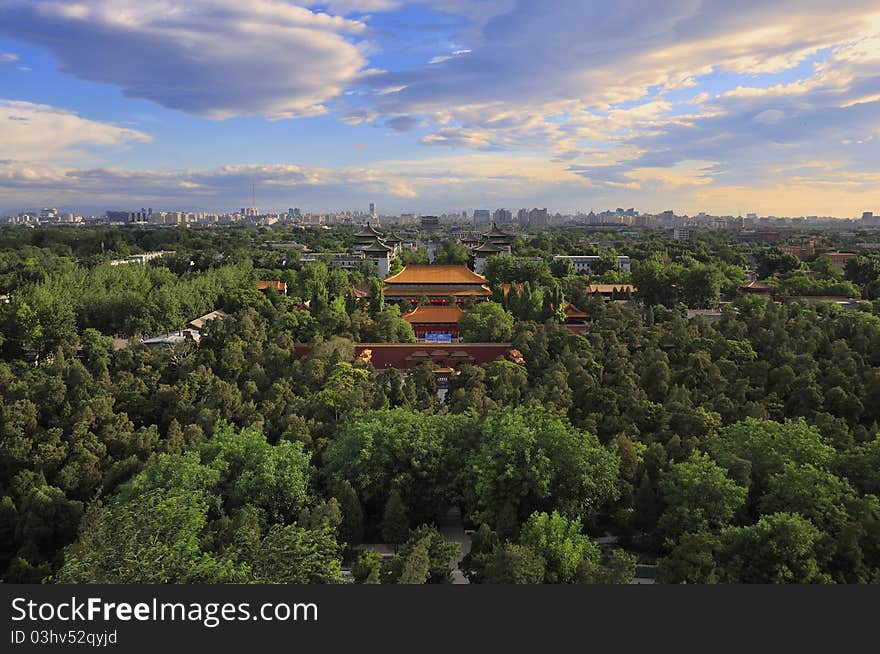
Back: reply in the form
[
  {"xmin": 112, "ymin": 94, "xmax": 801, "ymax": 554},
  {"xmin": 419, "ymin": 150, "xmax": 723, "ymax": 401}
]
[
  {"xmin": 402, "ymin": 304, "xmax": 465, "ymax": 341},
  {"xmin": 383, "ymin": 265, "xmax": 492, "ymax": 304}
]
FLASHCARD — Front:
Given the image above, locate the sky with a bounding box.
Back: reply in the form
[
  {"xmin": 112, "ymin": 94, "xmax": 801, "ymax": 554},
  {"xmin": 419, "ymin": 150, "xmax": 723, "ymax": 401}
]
[{"xmin": 1, "ymin": 0, "xmax": 879, "ymax": 217}]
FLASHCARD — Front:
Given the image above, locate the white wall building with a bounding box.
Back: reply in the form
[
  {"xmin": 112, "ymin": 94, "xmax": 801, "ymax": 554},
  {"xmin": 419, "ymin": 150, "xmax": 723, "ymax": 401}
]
[{"xmin": 552, "ymin": 255, "xmax": 631, "ymax": 274}]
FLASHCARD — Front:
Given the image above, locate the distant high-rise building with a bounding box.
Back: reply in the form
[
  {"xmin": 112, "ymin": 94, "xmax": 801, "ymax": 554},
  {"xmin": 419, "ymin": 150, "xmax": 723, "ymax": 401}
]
[
  {"xmin": 528, "ymin": 208, "xmax": 548, "ymax": 227},
  {"xmin": 861, "ymin": 211, "xmax": 879, "ymax": 227},
  {"xmin": 473, "ymin": 209, "xmax": 491, "ymax": 225},
  {"xmin": 493, "ymin": 208, "xmax": 512, "ymax": 223},
  {"xmin": 517, "ymin": 208, "xmax": 529, "ymax": 226}
]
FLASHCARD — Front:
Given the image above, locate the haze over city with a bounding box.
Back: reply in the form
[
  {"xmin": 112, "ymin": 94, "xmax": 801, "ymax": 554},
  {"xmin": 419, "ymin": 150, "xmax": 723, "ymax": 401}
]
[{"xmin": 1, "ymin": 1, "xmax": 879, "ymax": 216}]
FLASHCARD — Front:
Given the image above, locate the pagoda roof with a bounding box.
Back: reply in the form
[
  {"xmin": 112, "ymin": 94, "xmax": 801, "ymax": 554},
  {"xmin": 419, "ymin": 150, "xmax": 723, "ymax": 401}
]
[
  {"xmin": 354, "ymin": 223, "xmax": 384, "ymax": 238},
  {"xmin": 586, "ymin": 284, "xmax": 636, "ymax": 294},
  {"xmin": 383, "ymin": 232, "xmax": 403, "ymax": 244},
  {"xmin": 402, "ymin": 305, "xmax": 465, "ymax": 324},
  {"xmin": 384, "ymin": 265, "xmax": 487, "ymax": 285},
  {"xmin": 564, "ymin": 302, "xmax": 588, "ymax": 319},
  {"xmin": 480, "ymin": 222, "xmax": 513, "ymax": 239},
  {"xmin": 384, "ymin": 284, "xmax": 492, "ymax": 297},
  {"xmin": 361, "ymin": 238, "xmax": 393, "ymax": 253},
  {"xmin": 472, "ymin": 241, "xmax": 505, "ymax": 253}
]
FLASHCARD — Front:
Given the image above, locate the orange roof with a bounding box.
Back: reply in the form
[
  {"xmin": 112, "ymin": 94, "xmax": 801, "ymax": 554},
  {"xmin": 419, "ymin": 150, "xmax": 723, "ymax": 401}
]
[
  {"xmin": 820, "ymin": 252, "xmax": 857, "ymax": 259},
  {"xmin": 402, "ymin": 305, "xmax": 465, "ymax": 324},
  {"xmin": 564, "ymin": 302, "xmax": 588, "ymax": 319},
  {"xmin": 500, "ymin": 283, "xmax": 524, "ymax": 297},
  {"xmin": 384, "ymin": 284, "xmax": 492, "ymax": 297},
  {"xmin": 587, "ymin": 284, "xmax": 635, "ymax": 294},
  {"xmin": 384, "ymin": 265, "xmax": 487, "ymax": 285},
  {"xmin": 257, "ymin": 280, "xmax": 287, "ymax": 292}
]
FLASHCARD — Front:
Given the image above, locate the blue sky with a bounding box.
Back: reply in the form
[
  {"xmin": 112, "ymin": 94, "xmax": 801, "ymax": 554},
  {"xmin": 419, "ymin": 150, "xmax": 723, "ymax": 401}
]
[{"xmin": 1, "ymin": 1, "xmax": 879, "ymax": 216}]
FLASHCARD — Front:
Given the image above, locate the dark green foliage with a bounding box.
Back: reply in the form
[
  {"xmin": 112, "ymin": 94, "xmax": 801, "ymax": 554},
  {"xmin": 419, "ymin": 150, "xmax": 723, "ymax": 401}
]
[
  {"xmin": 381, "ymin": 490, "xmax": 410, "ymax": 546},
  {"xmin": 4, "ymin": 226, "xmax": 880, "ymax": 584}
]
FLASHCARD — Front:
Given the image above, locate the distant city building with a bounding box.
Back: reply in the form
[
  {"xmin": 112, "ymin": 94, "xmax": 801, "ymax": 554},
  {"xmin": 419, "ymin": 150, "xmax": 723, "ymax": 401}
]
[
  {"xmin": 528, "ymin": 208, "xmax": 548, "ymax": 227},
  {"xmin": 420, "ymin": 215, "xmax": 441, "ymax": 231},
  {"xmin": 819, "ymin": 251, "xmax": 858, "ymax": 271},
  {"xmin": 553, "ymin": 255, "xmax": 631, "ymax": 274},
  {"xmin": 517, "ymin": 208, "xmax": 529, "ymax": 226},
  {"xmin": 673, "ymin": 227, "xmax": 691, "ymax": 240},
  {"xmin": 473, "ymin": 209, "xmax": 491, "ymax": 225},
  {"xmin": 493, "ymin": 208, "xmax": 512, "ymax": 223},
  {"xmin": 110, "ymin": 251, "xmax": 172, "ymax": 266},
  {"xmin": 298, "ymin": 252, "xmax": 367, "ymax": 270},
  {"xmin": 861, "ymin": 211, "xmax": 879, "ymax": 227}
]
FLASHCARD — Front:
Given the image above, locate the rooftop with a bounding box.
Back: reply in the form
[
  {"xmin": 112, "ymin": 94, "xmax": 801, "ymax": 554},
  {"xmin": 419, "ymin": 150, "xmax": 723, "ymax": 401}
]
[
  {"xmin": 354, "ymin": 222, "xmax": 383, "ymax": 238},
  {"xmin": 187, "ymin": 309, "xmax": 229, "ymax": 331},
  {"xmin": 586, "ymin": 284, "xmax": 636, "ymax": 294},
  {"xmin": 385, "ymin": 265, "xmax": 488, "ymax": 285},
  {"xmin": 480, "ymin": 222, "xmax": 514, "ymax": 240},
  {"xmin": 472, "ymin": 241, "xmax": 506, "ymax": 253},
  {"xmin": 384, "ymin": 284, "xmax": 492, "ymax": 297},
  {"xmin": 257, "ymin": 280, "xmax": 287, "ymax": 292},
  {"xmin": 402, "ymin": 305, "xmax": 465, "ymax": 324},
  {"xmin": 564, "ymin": 302, "xmax": 588, "ymax": 319},
  {"xmin": 361, "ymin": 238, "xmax": 393, "ymax": 253}
]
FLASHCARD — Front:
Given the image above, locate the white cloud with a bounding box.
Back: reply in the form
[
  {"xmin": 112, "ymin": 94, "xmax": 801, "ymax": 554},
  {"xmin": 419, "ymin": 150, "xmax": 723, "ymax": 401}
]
[
  {"xmin": 0, "ymin": 100, "xmax": 152, "ymax": 160},
  {"xmin": 0, "ymin": 0, "xmax": 369, "ymax": 119}
]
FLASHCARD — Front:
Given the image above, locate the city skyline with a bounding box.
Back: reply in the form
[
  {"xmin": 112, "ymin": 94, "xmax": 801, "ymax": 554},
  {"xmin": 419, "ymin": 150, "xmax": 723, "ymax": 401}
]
[{"xmin": 1, "ymin": 1, "xmax": 879, "ymax": 216}]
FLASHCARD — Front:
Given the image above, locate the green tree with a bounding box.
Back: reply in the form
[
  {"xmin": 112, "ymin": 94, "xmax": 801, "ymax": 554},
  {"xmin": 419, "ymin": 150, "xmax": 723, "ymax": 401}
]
[
  {"xmin": 658, "ymin": 452, "xmax": 747, "ymax": 538},
  {"xmin": 251, "ymin": 524, "xmax": 343, "ymax": 584},
  {"xmin": 519, "ymin": 511, "xmax": 600, "ymax": 583},
  {"xmin": 658, "ymin": 532, "xmax": 720, "ymax": 584},
  {"xmin": 482, "ymin": 543, "xmax": 546, "ymax": 584},
  {"xmin": 57, "ymin": 490, "xmax": 245, "ymax": 583},
  {"xmin": 712, "ymin": 418, "xmax": 835, "ymax": 494},
  {"xmin": 434, "ymin": 240, "xmax": 470, "ymax": 265},
  {"xmin": 458, "ymin": 302, "xmax": 514, "ymax": 342},
  {"xmin": 718, "ymin": 512, "xmax": 829, "ymax": 583},
  {"xmin": 470, "ymin": 407, "xmax": 620, "ymax": 527},
  {"xmin": 352, "ymin": 549, "xmax": 383, "ymax": 584},
  {"xmin": 382, "ymin": 490, "xmax": 409, "ymax": 546},
  {"xmin": 398, "ymin": 535, "xmax": 431, "ymax": 584}
]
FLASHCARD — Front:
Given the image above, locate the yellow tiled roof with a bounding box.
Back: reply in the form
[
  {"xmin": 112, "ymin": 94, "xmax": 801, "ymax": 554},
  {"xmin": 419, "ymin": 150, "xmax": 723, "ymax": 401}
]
[{"xmin": 384, "ymin": 265, "xmax": 487, "ymax": 285}]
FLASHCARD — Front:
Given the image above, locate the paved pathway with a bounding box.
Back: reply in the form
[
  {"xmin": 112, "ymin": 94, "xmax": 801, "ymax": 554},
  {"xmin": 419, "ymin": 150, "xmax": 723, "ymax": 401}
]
[{"xmin": 438, "ymin": 507, "xmax": 472, "ymax": 584}]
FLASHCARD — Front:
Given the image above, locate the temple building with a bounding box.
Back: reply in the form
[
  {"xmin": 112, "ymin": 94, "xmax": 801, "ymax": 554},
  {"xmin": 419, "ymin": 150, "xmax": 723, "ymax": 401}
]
[
  {"xmin": 384, "ymin": 265, "xmax": 492, "ymax": 305},
  {"xmin": 351, "ymin": 222, "xmax": 400, "ymax": 278},
  {"xmin": 562, "ymin": 302, "xmax": 589, "ymax": 334},
  {"xmin": 480, "ymin": 222, "xmax": 515, "ymax": 247},
  {"xmin": 402, "ymin": 304, "xmax": 465, "ymax": 342},
  {"xmin": 353, "ymin": 222, "xmax": 385, "ymax": 251},
  {"xmin": 471, "ymin": 222, "xmax": 514, "ymax": 273},
  {"xmin": 472, "ymin": 240, "xmax": 508, "ymax": 274}
]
